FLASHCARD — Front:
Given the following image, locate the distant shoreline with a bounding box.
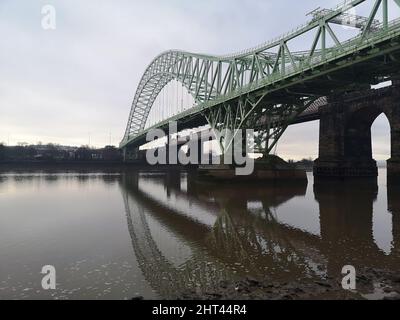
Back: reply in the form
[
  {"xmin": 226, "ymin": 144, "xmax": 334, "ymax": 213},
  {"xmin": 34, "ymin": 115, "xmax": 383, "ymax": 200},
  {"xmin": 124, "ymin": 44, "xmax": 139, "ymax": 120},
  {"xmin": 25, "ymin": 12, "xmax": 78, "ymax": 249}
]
[
  {"xmin": 0, "ymin": 160, "xmax": 124, "ymax": 167},
  {"xmin": 0, "ymin": 160, "xmax": 199, "ymax": 172}
]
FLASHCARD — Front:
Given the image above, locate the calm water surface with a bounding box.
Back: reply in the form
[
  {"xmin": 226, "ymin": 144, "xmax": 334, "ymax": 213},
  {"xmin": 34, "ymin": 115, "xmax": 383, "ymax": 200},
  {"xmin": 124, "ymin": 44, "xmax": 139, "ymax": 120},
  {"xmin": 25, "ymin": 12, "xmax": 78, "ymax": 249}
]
[{"xmin": 0, "ymin": 169, "xmax": 399, "ymax": 299}]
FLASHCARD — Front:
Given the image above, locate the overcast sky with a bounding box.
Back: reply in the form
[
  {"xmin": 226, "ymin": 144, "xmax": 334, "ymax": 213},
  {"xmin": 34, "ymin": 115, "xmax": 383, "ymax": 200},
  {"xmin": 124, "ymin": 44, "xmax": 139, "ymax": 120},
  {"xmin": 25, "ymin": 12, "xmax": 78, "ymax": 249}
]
[{"xmin": 0, "ymin": 0, "xmax": 393, "ymax": 160}]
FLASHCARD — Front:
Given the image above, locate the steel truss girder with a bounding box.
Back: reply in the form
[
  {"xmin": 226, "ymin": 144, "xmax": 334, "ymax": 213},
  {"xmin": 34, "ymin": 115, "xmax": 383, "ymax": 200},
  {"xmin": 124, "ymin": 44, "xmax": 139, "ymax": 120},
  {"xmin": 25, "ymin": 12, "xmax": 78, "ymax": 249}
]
[{"xmin": 202, "ymin": 94, "xmax": 318, "ymax": 156}]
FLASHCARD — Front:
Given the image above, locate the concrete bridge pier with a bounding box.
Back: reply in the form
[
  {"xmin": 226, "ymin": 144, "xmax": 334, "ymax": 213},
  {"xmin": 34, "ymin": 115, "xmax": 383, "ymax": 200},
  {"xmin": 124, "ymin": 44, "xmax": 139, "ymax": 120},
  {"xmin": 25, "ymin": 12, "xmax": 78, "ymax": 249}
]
[
  {"xmin": 314, "ymin": 86, "xmax": 400, "ymax": 179},
  {"xmin": 387, "ymin": 117, "xmax": 400, "ymax": 180},
  {"xmin": 387, "ymin": 83, "xmax": 400, "ymax": 181},
  {"xmin": 314, "ymin": 101, "xmax": 378, "ymax": 178}
]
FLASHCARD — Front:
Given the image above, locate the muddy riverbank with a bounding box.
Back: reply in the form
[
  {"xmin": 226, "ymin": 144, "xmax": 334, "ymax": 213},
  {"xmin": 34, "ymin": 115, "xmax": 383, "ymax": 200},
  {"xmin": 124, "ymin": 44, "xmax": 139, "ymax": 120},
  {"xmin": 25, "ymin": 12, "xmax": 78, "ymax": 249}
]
[{"xmin": 179, "ymin": 268, "xmax": 400, "ymax": 300}]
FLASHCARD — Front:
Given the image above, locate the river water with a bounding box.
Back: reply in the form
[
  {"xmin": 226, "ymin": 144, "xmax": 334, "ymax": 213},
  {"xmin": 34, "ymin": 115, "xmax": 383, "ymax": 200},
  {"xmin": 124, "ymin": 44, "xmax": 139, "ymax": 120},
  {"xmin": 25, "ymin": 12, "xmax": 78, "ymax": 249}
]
[{"xmin": 0, "ymin": 168, "xmax": 399, "ymax": 299}]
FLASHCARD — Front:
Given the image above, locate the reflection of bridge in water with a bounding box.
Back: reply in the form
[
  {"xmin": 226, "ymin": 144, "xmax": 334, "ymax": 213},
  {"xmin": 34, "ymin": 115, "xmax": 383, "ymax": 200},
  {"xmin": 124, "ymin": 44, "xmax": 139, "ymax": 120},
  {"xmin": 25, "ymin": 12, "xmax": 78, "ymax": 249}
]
[{"xmin": 119, "ymin": 172, "xmax": 400, "ymax": 298}]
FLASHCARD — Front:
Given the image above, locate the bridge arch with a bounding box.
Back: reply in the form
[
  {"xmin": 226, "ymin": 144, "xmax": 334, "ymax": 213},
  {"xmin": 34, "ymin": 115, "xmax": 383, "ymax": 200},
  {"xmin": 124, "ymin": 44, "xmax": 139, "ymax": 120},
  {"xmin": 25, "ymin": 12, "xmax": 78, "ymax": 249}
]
[{"xmin": 123, "ymin": 51, "xmax": 193, "ymax": 141}]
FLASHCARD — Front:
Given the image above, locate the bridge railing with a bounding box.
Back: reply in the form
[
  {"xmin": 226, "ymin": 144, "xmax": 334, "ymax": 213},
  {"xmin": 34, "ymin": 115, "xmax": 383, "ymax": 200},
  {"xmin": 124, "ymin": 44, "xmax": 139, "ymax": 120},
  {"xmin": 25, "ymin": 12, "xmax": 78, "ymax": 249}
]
[{"xmin": 218, "ymin": 0, "xmax": 367, "ymax": 60}]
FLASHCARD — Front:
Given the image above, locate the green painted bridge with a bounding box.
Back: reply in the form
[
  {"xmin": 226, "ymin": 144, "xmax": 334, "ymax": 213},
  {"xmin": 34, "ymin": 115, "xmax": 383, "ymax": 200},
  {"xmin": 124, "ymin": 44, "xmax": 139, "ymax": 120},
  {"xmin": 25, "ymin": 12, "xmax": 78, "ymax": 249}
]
[{"xmin": 120, "ymin": 0, "xmax": 400, "ymax": 172}]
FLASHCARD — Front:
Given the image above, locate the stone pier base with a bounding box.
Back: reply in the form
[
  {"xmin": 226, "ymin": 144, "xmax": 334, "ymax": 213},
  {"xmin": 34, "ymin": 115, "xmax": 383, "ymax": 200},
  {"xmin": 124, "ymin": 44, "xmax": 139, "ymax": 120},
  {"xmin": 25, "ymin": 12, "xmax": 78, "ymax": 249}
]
[{"xmin": 314, "ymin": 159, "xmax": 378, "ymax": 178}]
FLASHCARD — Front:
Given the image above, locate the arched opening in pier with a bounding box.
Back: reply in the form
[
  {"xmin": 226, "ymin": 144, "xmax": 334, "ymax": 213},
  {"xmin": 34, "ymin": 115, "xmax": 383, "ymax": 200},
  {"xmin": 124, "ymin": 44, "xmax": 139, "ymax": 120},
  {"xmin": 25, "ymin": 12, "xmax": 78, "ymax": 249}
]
[
  {"xmin": 371, "ymin": 113, "xmax": 391, "ymax": 166},
  {"xmin": 344, "ymin": 106, "xmax": 392, "ymax": 178}
]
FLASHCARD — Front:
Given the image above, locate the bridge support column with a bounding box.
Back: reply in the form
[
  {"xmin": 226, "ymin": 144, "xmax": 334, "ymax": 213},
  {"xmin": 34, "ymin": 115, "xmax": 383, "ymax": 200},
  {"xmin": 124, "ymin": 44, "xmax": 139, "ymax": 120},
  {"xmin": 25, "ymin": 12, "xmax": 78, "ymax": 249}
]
[
  {"xmin": 387, "ymin": 112, "xmax": 400, "ymax": 182},
  {"xmin": 314, "ymin": 101, "xmax": 377, "ymax": 178}
]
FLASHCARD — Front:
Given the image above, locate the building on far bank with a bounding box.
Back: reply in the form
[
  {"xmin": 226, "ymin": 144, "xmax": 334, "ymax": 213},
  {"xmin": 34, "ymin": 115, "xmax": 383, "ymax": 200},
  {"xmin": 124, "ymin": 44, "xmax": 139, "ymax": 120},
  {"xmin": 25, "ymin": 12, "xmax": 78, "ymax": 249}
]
[{"xmin": 0, "ymin": 143, "xmax": 122, "ymax": 162}]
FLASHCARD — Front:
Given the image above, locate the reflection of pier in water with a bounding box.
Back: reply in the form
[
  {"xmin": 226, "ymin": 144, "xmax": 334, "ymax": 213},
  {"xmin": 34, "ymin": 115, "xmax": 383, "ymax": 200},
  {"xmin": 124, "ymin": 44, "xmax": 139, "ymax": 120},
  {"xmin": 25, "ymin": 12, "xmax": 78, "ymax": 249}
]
[{"xmin": 120, "ymin": 172, "xmax": 400, "ymax": 298}]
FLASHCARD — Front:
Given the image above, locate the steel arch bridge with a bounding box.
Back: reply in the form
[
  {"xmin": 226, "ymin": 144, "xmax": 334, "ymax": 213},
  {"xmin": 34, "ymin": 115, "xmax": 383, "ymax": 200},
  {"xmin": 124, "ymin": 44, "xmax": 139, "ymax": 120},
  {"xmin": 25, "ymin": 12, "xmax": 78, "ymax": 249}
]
[{"xmin": 121, "ymin": 0, "xmax": 400, "ymax": 157}]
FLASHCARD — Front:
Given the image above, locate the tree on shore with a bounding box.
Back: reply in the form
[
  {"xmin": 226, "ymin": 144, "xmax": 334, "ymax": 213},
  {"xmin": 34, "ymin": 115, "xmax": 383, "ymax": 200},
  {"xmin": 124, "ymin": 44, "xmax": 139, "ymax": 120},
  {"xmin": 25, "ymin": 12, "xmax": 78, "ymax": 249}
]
[{"xmin": 75, "ymin": 146, "xmax": 92, "ymax": 161}]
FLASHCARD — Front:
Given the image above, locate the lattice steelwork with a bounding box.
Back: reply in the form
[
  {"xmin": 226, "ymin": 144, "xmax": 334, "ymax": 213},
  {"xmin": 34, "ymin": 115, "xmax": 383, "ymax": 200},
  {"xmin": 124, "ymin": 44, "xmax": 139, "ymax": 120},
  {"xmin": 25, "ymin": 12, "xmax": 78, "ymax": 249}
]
[{"xmin": 121, "ymin": 0, "xmax": 400, "ymax": 156}]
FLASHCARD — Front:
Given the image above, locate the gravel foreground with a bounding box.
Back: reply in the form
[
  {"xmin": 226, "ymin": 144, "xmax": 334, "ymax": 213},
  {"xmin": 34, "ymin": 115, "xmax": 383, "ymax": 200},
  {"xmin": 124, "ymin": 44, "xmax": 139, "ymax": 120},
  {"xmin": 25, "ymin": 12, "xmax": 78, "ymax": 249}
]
[{"xmin": 177, "ymin": 268, "xmax": 400, "ymax": 300}]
